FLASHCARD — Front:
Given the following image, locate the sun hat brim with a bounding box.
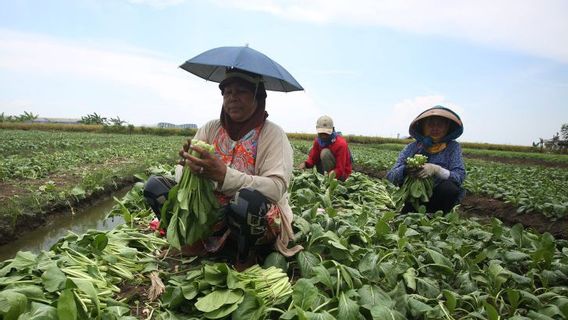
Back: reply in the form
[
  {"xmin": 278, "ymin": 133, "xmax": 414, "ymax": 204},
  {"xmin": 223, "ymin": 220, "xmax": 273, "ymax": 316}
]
[{"xmin": 409, "ymin": 106, "xmax": 463, "ymax": 141}]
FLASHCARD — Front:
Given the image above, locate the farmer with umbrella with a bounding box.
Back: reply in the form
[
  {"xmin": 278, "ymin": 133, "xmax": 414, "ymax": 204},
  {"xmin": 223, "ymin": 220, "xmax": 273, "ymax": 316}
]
[
  {"xmin": 144, "ymin": 46, "xmax": 303, "ymax": 268},
  {"xmin": 386, "ymin": 106, "xmax": 466, "ymax": 214}
]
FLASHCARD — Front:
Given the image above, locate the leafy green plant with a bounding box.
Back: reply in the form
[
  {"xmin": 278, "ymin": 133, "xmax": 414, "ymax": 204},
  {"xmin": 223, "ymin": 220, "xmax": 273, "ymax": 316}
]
[
  {"xmin": 392, "ymin": 154, "xmax": 433, "ymax": 211},
  {"xmin": 160, "ymin": 139, "xmax": 219, "ymax": 249}
]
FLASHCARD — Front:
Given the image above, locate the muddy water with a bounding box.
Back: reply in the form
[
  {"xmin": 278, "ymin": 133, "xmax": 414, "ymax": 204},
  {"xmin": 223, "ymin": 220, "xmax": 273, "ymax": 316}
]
[{"xmin": 0, "ymin": 187, "xmax": 130, "ymax": 262}]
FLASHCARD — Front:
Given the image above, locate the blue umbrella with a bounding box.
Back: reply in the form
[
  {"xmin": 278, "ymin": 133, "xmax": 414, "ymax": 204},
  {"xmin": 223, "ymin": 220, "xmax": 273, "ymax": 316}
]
[{"xmin": 180, "ymin": 46, "xmax": 304, "ymax": 92}]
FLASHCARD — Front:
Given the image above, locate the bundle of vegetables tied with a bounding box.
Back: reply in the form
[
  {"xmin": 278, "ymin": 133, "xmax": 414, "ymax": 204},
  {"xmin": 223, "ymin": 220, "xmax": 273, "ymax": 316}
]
[
  {"xmin": 393, "ymin": 154, "xmax": 434, "ymax": 211},
  {"xmin": 160, "ymin": 139, "xmax": 220, "ymax": 249},
  {"xmin": 159, "ymin": 262, "xmax": 292, "ymax": 319}
]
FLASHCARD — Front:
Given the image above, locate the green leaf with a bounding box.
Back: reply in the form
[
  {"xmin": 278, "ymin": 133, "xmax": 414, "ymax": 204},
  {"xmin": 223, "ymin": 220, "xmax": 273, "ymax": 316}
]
[
  {"xmin": 181, "ymin": 284, "xmax": 198, "ymax": 301},
  {"xmin": 442, "ymin": 290, "xmax": 457, "ymax": 313},
  {"xmin": 21, "ymin": 302, "xmax": 58, "ymax": 319},
  {"xmin": 358, "ymin": 253, "xmax": 381, "ymax": 282},
  {"xmin": 0, "ymin": 290, "xmax": 28, "ymax": 320},
  {"xmin": 304, "ymin": 311, "xmax": 336, "ymax": 320},
  {"xmin": 408, "ymin": 297, "xmax": 433, "ymax": 318},
  {"xmin": 338, "ymin": 265, "xmax": 354, "ymax": 289},
  {"xmin": 92, "ymin": 234, "xmax": 109, "ymax": 252},
  {"xmin": 70, "ymin": 278, "xmax": 100, "ymax": 316},
  {"xmin": 403, "ymin": 268, "xmax": 417, "ymax": 291},
  {"xmin": 202, "ymin": 263, "xmax": 230, "ymax": 286},
  {"xmin": 375, "ymin": 220, "xmax": 391, "ymax": 237},
  {"xmin": 0, "ymin": 251, "xmax": 38, "ymax": 276},
  {"xmin": 397, "ymin": 223, "xmax": 407, "ymax": 239},
  {"xmin": 471, "ymin": 250, "xmax": 488, "ymax": 265},
  {"xmin": 329, "ymin": 239, "xmax": 349, "ymax": 251},
  {"xmin": 203, "ymin": 302, "xmax": 240, "ymax": 319},
  {"xmin": 425, "ymin": 248, "xmax": 453, "ymax": 270},
  {"xmin": 507, "ymin": 289, "xmax": 520, "ymax": 311},
  {"xmin": 416, "ymin": 277, "xmax": 440, "ymax": 299},
  {"xmin": 369, "ymin": 305, "xmax": 405, "ymax": 320},
  {"xmin": 232, "ymin": 293, "xmax": 265, "ymax": 320},
  {"xmin": 195, "ymin": 289, "xmax": 244, "ymax": 313},
  {"xmin": 10, "ymin": 286, "xmax": 46, "ymax": 302},
  {"xmin": 166, "ymin": 211, "xmax": 181, "ymax": 250},
  {"xmin": 487, "ymin": 263, "xmax": 510, "ymax": 291},
  {"xmin": 358, "ymin": 285, "xmax": 391, "ymax": 310},
  {"xmin": 41, "ymin": 264, "xmax": 67, "ymax": 293},
  {"xmin": 338, "ymin": 292, "xmax": 360, "ymax": 320},
  {"xmin": 293, "ymin": 279, "xmax": 318, "ymax": 310},
  {"xmin": 483, "ymin": 301, "xmax": 499, "ymax": 320},
  {"xmin": 280, "ymin": 309, "xmax": 298, "ymax": 320},
  {"xmin": 70, "ymin": 186, "xmax": 86, "ymax": 198},
  {"xmin": 161, "ymin": 287, "xmax": 184, "ymax": 309},
  {"xmin": 532, "ymin": 233, "xmax": 555, "ymax": 267},
  {"xmin": 504, "ymin": 250, "xmax": 530, "ymax": 262},
  {"xmin": 539, "ymin": 304, "xmax": 563, "ymax": 318},
  {"xmin": 510, "ymin": 224, "xmax": 524, "ymax": 247},
  {"xmin": 297, "ymin": 251, "xmax": 320, "ymax": 278},
  {"xmin": 104, "ymin": 306, "xmax": 131, "ymax": 318},
  {"xmin": 263, "ymin": 252, "xmax": 288, "ymax": 272},
  {"xmin": 57, "ymin": 289, "xmax": 77, "ymax": 320},
  {"xmin": 313, "ymin": 265, "xmax": 334, "ymax": 290},
  {"xmin": 520, "ymin": 290, "xmax": 541, "ymax": 308},
  {"xmin": 526, "ymin": 310, "xmax": 555, "ymax": 320}
]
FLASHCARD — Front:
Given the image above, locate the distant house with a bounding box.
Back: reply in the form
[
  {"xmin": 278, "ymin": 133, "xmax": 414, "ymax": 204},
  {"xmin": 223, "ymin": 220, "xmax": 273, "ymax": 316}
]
[
  {"xmin": 31, "ymin": 118, "xmax": 81, "ymax": 124},
  {"xmin": 157, "ymin": 122, "xmax": 197, "ymax": 129}
]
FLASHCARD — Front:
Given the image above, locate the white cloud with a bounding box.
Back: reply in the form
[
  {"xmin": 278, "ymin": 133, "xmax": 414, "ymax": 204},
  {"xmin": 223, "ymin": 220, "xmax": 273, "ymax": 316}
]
[
  {"xmin": 0, "ymin": 29, "xmax": 220, "ymax": 123},
  {"xmin": 267, "ymin": 91, "xmax": 321, "ymax": 133},
  {"xmin": 379, "ymin": 95, "xmax": 464, "ymax": 138},
  {"xmin": 0, "ymin": 29, "xmax": 320, "ymax": 129},
  {"xmin": 211, "ymin": 0, "xmax": 568, "ymax": 63}
]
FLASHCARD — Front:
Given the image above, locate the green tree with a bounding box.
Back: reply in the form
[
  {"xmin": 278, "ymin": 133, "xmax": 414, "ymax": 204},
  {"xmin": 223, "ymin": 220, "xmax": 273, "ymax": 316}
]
[
  {"xmin": 17, "ymin": 111, "xmax": 38, "ymax": 122},
  {"xmin": 109, "ymin": 116, "xmax": 126, "ymax": 126},
  {"xmin": 561, "ymin": 123, "xmax": 568, "ymax": 140},
  {"xmin": 80, "ymin": 113, "xmax": 108, "ymax": 125}
]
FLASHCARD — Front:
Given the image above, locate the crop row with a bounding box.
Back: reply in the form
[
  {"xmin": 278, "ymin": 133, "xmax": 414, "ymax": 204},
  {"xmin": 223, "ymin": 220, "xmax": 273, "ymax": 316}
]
[
  {"xmin": 0, "ymin": 130, "xmax": 185, "ymax": 181},
  {"xmin": 2, "ymin": 169, "xmax": 568, "ymax": 319},
  {"xmin": 291, "ymin": 141, "xmax": 568, "ymax": 218},
  {"xmin": 1, "ymin": 130, "xmax": 566, "ymax": 222}
]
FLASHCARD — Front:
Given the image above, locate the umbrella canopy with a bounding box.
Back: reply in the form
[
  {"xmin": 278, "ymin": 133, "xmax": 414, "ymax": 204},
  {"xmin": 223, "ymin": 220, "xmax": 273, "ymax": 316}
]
[{"xmin": 180, "ymin": 46, "xmax": 304, "ymax": 92}]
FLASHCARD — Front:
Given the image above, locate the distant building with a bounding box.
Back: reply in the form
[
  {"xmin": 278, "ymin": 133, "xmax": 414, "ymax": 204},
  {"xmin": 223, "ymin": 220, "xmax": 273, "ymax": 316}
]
[
  {"xmin": 32, "ymin": 118, "xmax": 81, "ymax": 124},
  {"xmin": 157, "ymin": 122, "xmax": 197, "ymax": 129}
]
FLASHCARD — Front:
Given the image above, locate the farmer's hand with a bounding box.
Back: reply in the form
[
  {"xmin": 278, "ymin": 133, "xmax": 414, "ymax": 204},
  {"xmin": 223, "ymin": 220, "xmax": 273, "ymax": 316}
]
[
  {"xmin": 418, "ymin": 163, "xmax": 450, "ymax": 179},
  {"xmin": 179, "ymin": 140, "xmax": 227, "ymax": 184},
  {"xmin": 178, "ymin": 139, "xmax": 193, "ymax": 165},
  {"xmin": 297, "ymin": 162, "xmax": 306, "ymax": 170},
  {"xmin": 404, "ymin": 165, "xmax": 421, "ymax": 178}
]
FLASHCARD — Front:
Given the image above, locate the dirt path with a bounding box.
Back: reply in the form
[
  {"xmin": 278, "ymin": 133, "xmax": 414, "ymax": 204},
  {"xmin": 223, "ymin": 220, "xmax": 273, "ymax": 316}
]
[
  {"xmin": 463, "ymin": 153, "xmax": 568, "ymax": 169},
  {"xmin": 459, "ymin": 195, "xmax": 568, "ymax": 239}
]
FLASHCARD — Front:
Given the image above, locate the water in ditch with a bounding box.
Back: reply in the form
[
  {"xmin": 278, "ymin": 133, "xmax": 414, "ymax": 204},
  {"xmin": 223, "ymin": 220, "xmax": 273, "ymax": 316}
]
[{"xmin": 0, "ymin": 187, "xmax": 130, "ymax": 262}]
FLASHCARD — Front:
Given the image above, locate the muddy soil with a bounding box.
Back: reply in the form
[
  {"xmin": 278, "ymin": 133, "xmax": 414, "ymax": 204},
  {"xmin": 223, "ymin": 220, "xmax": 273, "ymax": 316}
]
[{"xmin": 460, "ymin": 195, "xmax": 568, "ymax": 239}]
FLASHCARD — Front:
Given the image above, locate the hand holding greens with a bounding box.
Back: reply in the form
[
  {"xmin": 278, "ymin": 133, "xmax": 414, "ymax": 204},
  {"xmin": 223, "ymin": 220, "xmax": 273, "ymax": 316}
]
[
  {"xmin": 393, "ymin": 154, "xmax": 434, "ymax": 211},
  {"xmin": 160, "ymin": 139, "xmax": 220, "ymax": 249}
]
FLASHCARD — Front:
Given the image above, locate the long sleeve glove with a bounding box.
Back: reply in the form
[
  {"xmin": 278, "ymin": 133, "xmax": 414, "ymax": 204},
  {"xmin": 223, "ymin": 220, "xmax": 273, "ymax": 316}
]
[{"xmin": 418, "ymin": 163, "xmax": 450, "ymax": 180}]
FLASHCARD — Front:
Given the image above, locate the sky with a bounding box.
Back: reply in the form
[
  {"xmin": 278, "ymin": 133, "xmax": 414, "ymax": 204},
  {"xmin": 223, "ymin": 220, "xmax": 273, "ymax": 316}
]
[{"xmin": 1, "ymin": 0, "xmax": 568, "ymax": 146}]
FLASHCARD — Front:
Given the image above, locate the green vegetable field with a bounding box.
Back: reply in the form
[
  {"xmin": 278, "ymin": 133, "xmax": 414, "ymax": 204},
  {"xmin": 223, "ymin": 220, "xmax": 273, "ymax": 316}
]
[{"xmin": 1, "ymin": 129, "xmax": 568, "ymax": 319}]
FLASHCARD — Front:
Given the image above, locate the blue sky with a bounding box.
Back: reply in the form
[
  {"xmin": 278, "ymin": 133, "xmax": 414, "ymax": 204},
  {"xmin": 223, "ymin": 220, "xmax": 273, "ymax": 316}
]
[{"xmin": 1, "ymin": 0, "xmax": 567, "ymax": 146}]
